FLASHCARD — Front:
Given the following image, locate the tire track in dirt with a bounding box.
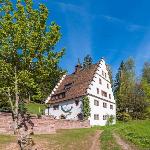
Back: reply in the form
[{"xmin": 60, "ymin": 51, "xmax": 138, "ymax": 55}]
[
  {"xmin": 113, "ymin": 133, "xmax": 137, "ymax": 150},
  {"xmin": 90, "ymin": 130, "xmax": 103, "ymax": 150}
]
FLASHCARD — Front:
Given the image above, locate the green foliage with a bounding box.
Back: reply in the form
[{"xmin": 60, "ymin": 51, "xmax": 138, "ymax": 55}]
[
  {"xmin": 106, "ymin": 115, "xmax": 115, "ymax": 126},
  {"xmin": 25, "ymin": 102, "xmax": 46, "ymax": 114},
  {"xmin": 115, "ymin": 120, "xmax": 150, "ymax": 149},
  {"xmin": 117, "ymin": 112, "xmax": 131, "ymax": 122},
  {"xmin": 100, "ymin": 128, "xmax": 121, "ymax": 150},
  {"xmin": 114, "ymin": 58, "xmax": 148, "ymax": 120},
  {"xmin": 82, "ymin": 96, "xmax": 91, "ymax": 119},
  {"xmin": 83, "ymin": 54, "xmax": 93, "ymax": 68},
  {"xmin": 0, "ymin": 0, "xmax": 65, "ymax": 111},
  {"xmin": 142, "ymin": 62, "xmax": 150, "ymax": 84}
]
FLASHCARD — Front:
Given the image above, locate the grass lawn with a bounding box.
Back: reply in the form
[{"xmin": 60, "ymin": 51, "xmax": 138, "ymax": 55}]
[
  {"xmin": 0, "ymin": 128, "xmax": 97, "ymax": 150},
  {"xmin": 25, "ymin": 102, "xmax": 46, "ymax": 115},
  {"xmin": 100, "ymin": 127, "xmax": 121, "ymax": 150},
  {"xmin": 0, "ymin": 120, "xmax": 149, "ymax": 150},
  {"xmin": 0, "ymin": 135, "xmax": 16, "ymax": 149},
  {"xmin": 114, "ymin": 120, "xmax": 150, "ymax": 149},
  {"xmin": 97, "ymin": 119, "xmax": 150, "ymax": 150},
  {"xmin": 33, "ymin": 128, "xmax": 97, "ymax": 150}
]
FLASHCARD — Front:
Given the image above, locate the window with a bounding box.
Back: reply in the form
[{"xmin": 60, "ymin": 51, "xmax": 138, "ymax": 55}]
[
  {"xmin": 109, "ymin": 94, "xmax": 111, "ymax": 99},
  {"xmin": 101, "ymin": 90, "xmax": 107, "ymax": 97},
  {"xmin": 51, "ymin": 92, "xmax": 65, "ymax": 100},
  {"xmin": 97, "ymin": 88, "xmax": 99, "ymax": 94},
  {"xmin": 75, "ymin": 100, "xmax": 79, "ymax": 106},
  {"xmin": 53, "ymin": 105, "xmax": 59, "ymax": 110},
  {"xmin": 64, "ymin": 83, "xmax": 72, "ymax": 90},
  {"xmin": 94, "ymin": 114, "xmax": 99, "ymax": 120},
  {"xmin": 99, "ymin": 78, "xmax": 102, "ymax": 84},
  {"xmin": 105, "ymin": 73, "xmax": 107, "ymax": 78},
  {"xmin": 103, "ymin": 102, "xmax": 107, "ymax": 108},
  {"xmin": 110, "ymin": 104, "xmax": 113, "ymax": 110},
  {"xmin": 103, "ymin": 115, "xmax": 108, "ymax": 120},
  {"xmin": 94, "ymin": 100, "xmax": 99, "ymax": 106},
  {"xmin": 107, "ymin": 83, "xmax": 109, "ymax": 89},
  {"xmin": 102, "ymin": 70, "xmax": 104, "ymax": 76}
]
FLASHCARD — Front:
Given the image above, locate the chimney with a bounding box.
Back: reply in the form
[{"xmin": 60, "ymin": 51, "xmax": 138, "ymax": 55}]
[{"xmin": 74, "ymin": 58, "xmax": 82, "ymax": 73}]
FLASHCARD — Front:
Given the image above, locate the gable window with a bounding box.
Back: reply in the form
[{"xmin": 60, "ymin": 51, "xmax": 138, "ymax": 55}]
[
  {"xmin": 94, "ymin": 100, "xmax": 99, "ymax": 106},
  {"xmin": 109, "ymin": 94, "xmax": 111, "ymax": 99},
  {"xmin": 75, "ymin": 100, "xmax": 79, "ymax": 106},
  {"xmin": 110, "ymin": 104, "xmax": 113, "ymax": 110},
  {"xmin": 101, "ymin": 90, "xmax": 107, "ymax": 97},
  {"xmin": 103, "ymin": 102, "xmax": 107, "ymax": 108},
  {"xmin": 53, "ymin": 105, "xmax": 59, "ymax": 110},
  {"xmin": 107, "ymin": 83, "xmax": 109, "ymax": 89},
  {"xmin": 103, "ymin": 115, "xmax": 108, "ymax": 120},
  {"xmin": 99, "ymin": 78, "xmax": 102, "ymax": 84},
  {"xmin": 94, "ymin": 114, "xmax": 99, "ymax": 120},
  {"xmin": 102, "ymin": 70, "xmax": 104, "ymax": 76},
  {"xmin": 97, "ymin": 88, "xmax": 99, "ymax": 94}
]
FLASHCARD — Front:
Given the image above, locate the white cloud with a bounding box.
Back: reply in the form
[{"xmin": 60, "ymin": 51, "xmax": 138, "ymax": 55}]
[{"xmin": 100, "ymin": 14, "xmax": 148, "ymax": 32}]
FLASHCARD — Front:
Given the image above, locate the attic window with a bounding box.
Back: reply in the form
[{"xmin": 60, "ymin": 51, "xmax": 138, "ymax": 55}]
[
  {"xmin": 51, "ymin": 92, "xmax": 65, "ymax": 100},
  {"xmin": 64, "ymin": 83, "xmax": 72, "ymax": 90}
]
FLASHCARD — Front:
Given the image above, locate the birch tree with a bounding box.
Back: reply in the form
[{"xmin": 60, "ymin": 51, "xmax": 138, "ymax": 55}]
[{"xmin": 0, "ymin": 0, "xmax": 65, "ymax": 149}]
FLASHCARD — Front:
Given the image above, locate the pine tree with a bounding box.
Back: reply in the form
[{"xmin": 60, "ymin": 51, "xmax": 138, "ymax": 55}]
[
  {"xmin": 83, "ymin": 54, "xmax": 93, "ymax": 68},
  {"xmin": 114, "ymin": 59, "xmax": 135, "ymax": 120},
  {"xmin": 142, "ymin": 62, "xmax": 150, "ymax": 83}
]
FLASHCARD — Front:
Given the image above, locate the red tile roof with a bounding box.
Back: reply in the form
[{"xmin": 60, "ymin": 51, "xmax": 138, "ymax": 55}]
[{"xmin": 47, "ymin": 64, "xmax": 99, "ymax": 104}]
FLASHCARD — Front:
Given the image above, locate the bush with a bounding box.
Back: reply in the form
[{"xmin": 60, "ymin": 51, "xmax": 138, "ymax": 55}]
[
  {"xmin": 117, "ymin": 112, "xmax": 131, "ymax": 122},
  {"xmin": 106, "ymin": 115, "xmax": 115, "ymax": 126}
]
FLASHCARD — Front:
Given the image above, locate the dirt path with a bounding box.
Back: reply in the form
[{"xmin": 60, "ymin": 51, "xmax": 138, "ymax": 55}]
[
  {"xmin": 113, "ymin": 133, "xmax": 137, "ymax": 150},
  {"xmin": 90, "ymin": 130, "xmax": 103, "ymax": 150}
]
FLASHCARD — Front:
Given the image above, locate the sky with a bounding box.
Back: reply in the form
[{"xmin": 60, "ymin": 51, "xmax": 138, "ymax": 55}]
[{"xmin": 29, "ymin": 0, "xmax": 150, "ymax": 76}]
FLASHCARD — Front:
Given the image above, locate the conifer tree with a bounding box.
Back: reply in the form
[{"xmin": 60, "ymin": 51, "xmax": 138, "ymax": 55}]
[{"xmin": 83, "ymin": 54, "xmax": 93, "ymax": 68}]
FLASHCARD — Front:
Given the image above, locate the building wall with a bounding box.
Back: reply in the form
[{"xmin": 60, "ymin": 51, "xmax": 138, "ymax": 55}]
[
  {"xmin": 87, "ymin": 59, "xmax": 116, "ymax": 126},
  {"xmin": 45, "ymin": 98, "xmax": 82, "ymax": 120},
  {"xmin": 45, "ymin": 59, "xmax": 116, "ymax": 126}
]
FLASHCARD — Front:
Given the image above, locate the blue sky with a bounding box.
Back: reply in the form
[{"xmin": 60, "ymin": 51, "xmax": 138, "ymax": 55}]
[{"xmin": 34, "ymin": 0, "xmax": 150, "ymax": 76}]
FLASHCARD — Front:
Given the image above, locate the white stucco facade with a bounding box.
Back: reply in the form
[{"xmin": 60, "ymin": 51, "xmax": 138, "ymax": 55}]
[
  {"xmin": 45, "ymin": 58, "xmax": 116, "ymax": 126},
  {"xmin": 45, "ymin": 98, "xmax": 83, "ymax": 120},
  {"xmin": 87, "ymin": 59, "xmax": 116, "ymax": 126}
]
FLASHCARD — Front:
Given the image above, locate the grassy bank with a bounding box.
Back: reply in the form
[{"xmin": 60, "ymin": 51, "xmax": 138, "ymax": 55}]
[
  {"xmin": 100, "ymin": 128, "xmax": 121, "ymax": 150},
  {"xmin": 114, "ymin": 120, "xmax": 150, "ymax": 149},
  {"xmin": 0, "ymin": 120, "xmax": 149, "ymax": 149},
  {"xmin": 0, "ymin": 128, "xmax": 97, "ymax": 150},
  {"xmin": 25, "ymin": 102, "xmax": 46, "ymax": 114}
]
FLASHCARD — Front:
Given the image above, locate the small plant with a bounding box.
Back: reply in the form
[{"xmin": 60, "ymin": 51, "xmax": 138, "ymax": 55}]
[
  {"xmin": 106, "ymin": 115, "xmax": 115, "ymax": 126},
  {"xmin": 37, "ymin": 112, "xmax": 42, "ymax": 119}
]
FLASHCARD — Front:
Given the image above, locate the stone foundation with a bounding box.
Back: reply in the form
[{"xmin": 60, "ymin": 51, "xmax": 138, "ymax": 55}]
[{"xmin": 0, "ymin": 113, "xmax": 90, "ymax": 134}]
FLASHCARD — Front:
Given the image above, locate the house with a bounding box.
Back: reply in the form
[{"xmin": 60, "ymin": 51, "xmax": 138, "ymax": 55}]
[{"xmin": 45, "ymin": 58, "xmax": 116, "ymax": 126}]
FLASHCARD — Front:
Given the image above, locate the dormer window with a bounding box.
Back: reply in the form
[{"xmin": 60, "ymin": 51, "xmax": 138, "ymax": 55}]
[
  {"xmin": 64, "ymin": 83, "xmax": 72, "ymax": 90},
  {"xmin": 51, "ymin": 92, "xmax": 65, "ymax": 100}
]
